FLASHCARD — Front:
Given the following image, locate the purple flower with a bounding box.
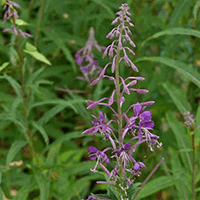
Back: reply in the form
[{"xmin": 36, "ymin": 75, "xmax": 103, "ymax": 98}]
[
  {"xmin": 2, "ymin": 1, "xmax": 33, "ymax": 38},
  {"xmin": 83, "ymin": 3, "xmax": 162, "ymax": 197},
  {"xmin": 88, "ymin": 146, "xmax": 110, "ymax": 172},
  {"xmin": 132, "ymin": 162, "xmax": 146, "ymax": 175},
  {"xmin": 83, "ymin": 111, "xmax": 113, "ymax": 138},
  {"xmin": 75, "ymin": 27, "xmax": 105, "ymax": 83},
  {"xmin": 184, "ymin": 111, "xmax": 195, "ymax": 127}
]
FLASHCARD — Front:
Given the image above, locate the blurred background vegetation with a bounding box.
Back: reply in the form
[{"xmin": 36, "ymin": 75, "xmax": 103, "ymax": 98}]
[{"xmin": 0, "ymin": 0, "xmax": 200, "ymax": 199}]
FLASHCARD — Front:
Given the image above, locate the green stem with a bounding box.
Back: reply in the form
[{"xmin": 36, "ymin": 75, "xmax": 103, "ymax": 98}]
[
  {"xmin": 115, "ymin": 24, "xmax": 123, "ymax": 145},
  {"xmin": 15, "ymin": 25, "xmax": 40, "ymax": 166},
  {"xmin": 114, "ymin": 18, "xmax": 125, "ymax": 199},
  {"xmin": 30, "ymin": 0, "xmax": 46, "ymax": 76}
]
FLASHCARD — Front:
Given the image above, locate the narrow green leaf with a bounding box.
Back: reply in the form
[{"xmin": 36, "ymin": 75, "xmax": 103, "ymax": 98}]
[
  {"xmin": 0, "ymin": 62, "xmax": 9, "ymax": 72},
  {"xmin": 166, "ymin": 112, "xmax": 192, "ymax": 172},
  {"xmin": 30, "ymin": 99, "xmax": 85, "ymax": 113},
  {"xmin": 11, "ymin": 97, "xmax": 23, "ymax": 120},
  {"xmin": 193, "ymin": 0, "xmax": 200, "ymax": 20},
  {"xmin": 135, "ymin": 176, "xmax": 174, "ymax": 199},
  {"xmin": 136, "ymin": 57, "xmax": 200, "ymax": 89},
  {"xmin": 169, "ymin": 148, "xmax": 191, "ymax": 199},
  {"xmin": 31, "ymin": 121, "xmax": 49, "ymax": 145},
  {"xmin": 163, "ymin": 82, "xmax": 191, "ymax": 115},
  {"xmin": 143, "ymin": 28, "xmax": 200, "ymax": 45},
  {"xmin": 26, "ymin": 67, "xmax": 45, "ymax": 86},
  {"xmin": 35, "ymin": 174, "xmax": 50, "ymax": 200},
  {"xmin": 24, "ymin": 43, "xmax": 51, "ymax": 65},
  {"xmin": 6, "ymin": 140, "xmax": 28, "ymax": 167},
  {"xmin": 0, "ymin": 74, "xmax": 22, "ymax": 98}
]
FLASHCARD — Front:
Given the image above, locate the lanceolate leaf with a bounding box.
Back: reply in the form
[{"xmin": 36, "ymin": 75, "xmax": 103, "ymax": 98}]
[
  {"xmin": 5, "ymin": 140, "xmax": 28, "ymax": 167},
  {"xmin": 193, "ymin": 0, "xmax": 200, "ymax": 20},
  {"xmin": 169, "ymin": 148, "xmax": 191, "ymax": 199},
  {"xmin": 0, "ymin": 74, "xmax": 22, "ymax": 98},
  {"xmin": 31, "ymin": 121, "xmax": 49, "ymax": 146},
  {"xmin": 0, "ymin": 62, "xmax": 9, "ymax": 72},
  {"xmin": 136, "ymin": 57, "xmax": 200, "ymax": 89},
  {"xmin": 35, "ymin": 174, "xmax": 50, "ymax": 200},
  {"xmin": 163, "ymin": 82, "xmax": 191, "ymax": 115},
  {"xmin": 135, "ymin": 176, "xmax": 174, "ymax": 199},
  {"xmin": 26, "ymin": 67, "xmax": 45, "ymax": 86},
  {"xmin": 166, "ymin": 112, "xmax": 192, "ymax": 172},
  {"xmin": 142, "ymin": 28, "xmax": 200, "ymax": 45},
  {"xmin": 24, "ymin": 43, "xmax": 51, "ymax": 65}
]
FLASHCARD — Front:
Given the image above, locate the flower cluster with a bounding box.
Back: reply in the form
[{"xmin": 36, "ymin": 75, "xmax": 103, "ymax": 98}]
[
  {"xmin": 84, "ymin": 3, "xmax": 162, "ymax": 199},
  {"xmin": 75, "ymin": 27, "xmax": 105, "ymax": 83},
  {"xmin": 2, "ymin": 0, "xmax": 32, "ymax": 38},
  {"xmin": 184, "ymin": 111, "xmax": 195, "ymax": 127}
]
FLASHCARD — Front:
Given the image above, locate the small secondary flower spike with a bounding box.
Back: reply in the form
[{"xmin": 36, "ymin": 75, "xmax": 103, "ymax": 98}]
[
  {"xmin": 2, "ymin": 0, "xmax": 32, "ymax": 38},
  {"xmin": 84, "ymin": 4, "xmax": 162, "ymax": 199},
  {"xmin": 75, "ymin": 27, "xmax": 105, "ymax": 83}
]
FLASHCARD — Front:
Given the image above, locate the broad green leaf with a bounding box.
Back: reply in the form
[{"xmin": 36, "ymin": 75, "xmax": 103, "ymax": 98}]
[
  {"xmin": 37, "ymin": 104, "xmax": 68, "ymax": 125},
  {"xmin": 25, "ymin": 42, "xmax": 37, "ymax": 52},
  {"xmin": 166, "ymin": 112, "xmax": 192, "ymax": 172},
  {"xmin": 24, "ymin": 43, "xmax": 51, "ymax": 65},
  {"xmin": 31, "ymin": 121, "xmax": 49, "ymax": 145},
  {"xmin": 135, "ymin": 176, "xmax": 174, "ymax": 199},
  {"xmin": 163, "ymin": 82, "xmax": 191, "ymax": 115},
  {"xmin": 6, "ymin": 140, "xmax": 28, "ymax": 167},
  {"xmin": 136, "ymin": 57, "xmax": 200, "ymax": 89},
  {"xmin": 169, "ymin": 148, "xmax": 191, "ymax": 199},
  {"xmin": 35, "ymin": 174, "xmax": 50, "ymax": 200},
  {"xmin": 193, "ymin": 0, "xmax": 200, "ymax": 20},
  {"xmin": 143, "ymin": 28, "xmax": 200, "ymax": 45},
  {"xmin": 65, "ymin": 161, "xmax": 95, "ymax": 175},
  {"xmin": 15, "ymin": 19, "xmax": 29, "ymax": 26},
  {"xmin": 58, "ymin": 149, "xmax": 86, "ymax": 166},
  {"xmin": 43, "ymin": 30, "xmax": 75, "ymax": 71},
  {"xmin": 0, "ymin": 74, "xmax": 22, "ymax": 98},
  {"xmin": 42, "ymin": 132, "xmax": 84, "ymax": 155},
  {"xmin": 0, "ymin": 62, "xmax": 9, "ymax": 72}
]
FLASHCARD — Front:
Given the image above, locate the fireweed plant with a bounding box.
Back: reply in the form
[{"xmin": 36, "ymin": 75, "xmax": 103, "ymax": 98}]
[
  {"xmin": 83, "ymin": 4, "xmax": 163, "ymax": 199},
  {"xmin": 2, "ymin": 0, "xmax": 32, "ymax": 38},
  {"xmin": 75, "ymin": 27, "xmax": 106, "ymax": 84}
]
